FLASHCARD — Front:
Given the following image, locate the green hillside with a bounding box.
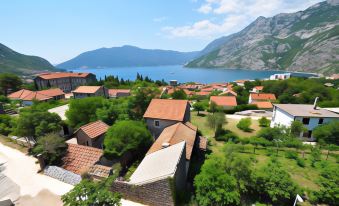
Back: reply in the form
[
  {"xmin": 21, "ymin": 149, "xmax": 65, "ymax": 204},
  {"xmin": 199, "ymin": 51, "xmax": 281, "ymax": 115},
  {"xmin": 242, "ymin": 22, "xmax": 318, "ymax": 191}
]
[{"xmin": 0, "ymin": 43, "xmax": 56, "ymax": 75}]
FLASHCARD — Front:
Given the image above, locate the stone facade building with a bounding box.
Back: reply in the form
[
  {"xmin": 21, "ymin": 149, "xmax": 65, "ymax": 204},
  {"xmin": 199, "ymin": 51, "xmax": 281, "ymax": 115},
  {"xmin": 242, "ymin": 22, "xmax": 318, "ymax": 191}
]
[{"xmin": 34, "ymin": 72, "xmax": 96, "ymax": 92}]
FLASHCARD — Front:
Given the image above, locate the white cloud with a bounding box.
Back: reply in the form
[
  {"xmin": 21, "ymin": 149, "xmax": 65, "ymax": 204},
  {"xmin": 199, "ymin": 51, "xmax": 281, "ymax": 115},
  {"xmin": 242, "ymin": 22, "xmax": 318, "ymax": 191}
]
[{"xmin": 162, "ymin": 0, "xmax": 320, "ymax": 39}]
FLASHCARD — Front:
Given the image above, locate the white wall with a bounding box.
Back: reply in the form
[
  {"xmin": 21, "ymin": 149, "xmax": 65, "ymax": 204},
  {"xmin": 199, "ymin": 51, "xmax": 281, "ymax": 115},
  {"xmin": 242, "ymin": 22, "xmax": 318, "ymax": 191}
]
[{"xmin": 270, "ymin": 107, "xmax": 294, "ymax": 127}]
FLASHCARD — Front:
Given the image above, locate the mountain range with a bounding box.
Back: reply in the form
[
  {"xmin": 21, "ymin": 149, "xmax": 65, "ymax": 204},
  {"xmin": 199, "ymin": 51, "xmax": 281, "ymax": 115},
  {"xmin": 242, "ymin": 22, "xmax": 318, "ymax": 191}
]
[
  {"xmin": 57, "ymin": 46, "xmax": 199, "ymax": 69},
  {"xmin": 0, "ymin": 43, "xmax": 55, "ymax": 75},
  {"xmin": 187, "ymin": 0, "xmax": 339, "ymax": 75}
]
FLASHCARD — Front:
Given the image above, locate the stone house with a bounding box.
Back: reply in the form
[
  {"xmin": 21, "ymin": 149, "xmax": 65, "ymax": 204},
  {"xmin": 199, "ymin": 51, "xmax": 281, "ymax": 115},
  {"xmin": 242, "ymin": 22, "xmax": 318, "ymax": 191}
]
[
  {"xmin": 143, "ymin": 99, "xmax": 191, "ymax": 138},
  {"xmin": 75, "ymin": 120, "xmax": 109, "ymax": 149},
  {"xmin": 72, "ymin": 86, "xmax": 108, "ymax": 99},
  {"xmin": 34, "ymin": 72, "xmax": 96, "ymax": 92},
  {"xmin": 108, "ymin": 89, "xmax": 131, "ymax": 98}
]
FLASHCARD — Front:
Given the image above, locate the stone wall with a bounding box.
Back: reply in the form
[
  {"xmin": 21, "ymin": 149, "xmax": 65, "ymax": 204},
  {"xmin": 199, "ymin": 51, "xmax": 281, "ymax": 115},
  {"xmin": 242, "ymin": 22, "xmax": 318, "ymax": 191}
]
[{"xmin": 112, "ymin": 178, "xmax": 175, "ymax": 206}]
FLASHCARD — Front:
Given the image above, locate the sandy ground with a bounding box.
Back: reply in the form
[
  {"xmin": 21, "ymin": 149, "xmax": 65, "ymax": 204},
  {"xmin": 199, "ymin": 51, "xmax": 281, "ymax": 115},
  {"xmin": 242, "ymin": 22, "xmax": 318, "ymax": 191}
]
[
  {"xmin": 0, "ymin": 143, "xmax": 73, "ymax": 205},
  {"xmin": 0, "ymin": 142, "xmax": 145, "ymax": 206}
]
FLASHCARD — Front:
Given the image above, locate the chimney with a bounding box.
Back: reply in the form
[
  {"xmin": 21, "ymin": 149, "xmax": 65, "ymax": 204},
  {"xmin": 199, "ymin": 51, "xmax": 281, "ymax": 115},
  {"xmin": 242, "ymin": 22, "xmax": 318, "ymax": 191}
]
[
  {"xmin": 162, "ymin": 142, "xmax": 170, "ymax": 149},
  {"xmin": 313, "ymin": 97, "xmax": 319, "ymax": 109}
]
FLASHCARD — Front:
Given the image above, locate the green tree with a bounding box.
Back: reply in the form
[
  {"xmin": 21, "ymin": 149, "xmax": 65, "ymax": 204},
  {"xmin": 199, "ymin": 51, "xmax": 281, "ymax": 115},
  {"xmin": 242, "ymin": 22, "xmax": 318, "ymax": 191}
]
[
  {"xmin": 62, "ymin": 179, "xmax": 121, "ymax": 206},
  {"xmin": 171, "ymin": 89, "xmax": 187, "ymax": 100},
  {"xmin": 96, "ymin": 98, "xmax": 130, "ymax": 125},
  {"xmin": 193, "ymin": 102, "xmax": 206, "ymax": 115},
  {"xmin": 311, "ymin": 165, "xmax": 339, "ymax": 205},
  {"xmin": 257, "ymin": 126, "xmax": 285, "ymax": 141},
  {"xmin": 209, "ymin": 101, "xmax": 222, "ymax": 113},
  {"xmin": 129, "ymin": 82, "xmax": 160, "ymax": 119},
  {"xmin": 16, "ymin": 110, "xmax": 62, "ymax": 138},
  {"xmin": 194, "ymin": 156, "xmax": 240, "ymax": 206},
  {"xmin": 0, "ymin": 114, "xmax": 16, "ymax": 136},
  {"xmin": 313, "ymin": 121, "xmax": 339, "ymax": 145},
  {"xmin": 66, "ymin": 97, "xmax": 105, "ymax": 128},
  {"xmin": 0, "ymin": 73, "xmax": 22, "ymax": 95},
  {"xmin": 290, "ymin": 121, "xmax": 306, "ymax": 137},
  {"xmin": 236, "ymin": 118, "xmax": 252, "ymax": 132},
  {"xmin": 32, "ymin": 133, "xmax": 67, "ymax": 165},
  {"xmin": 104, "ymin": 121, "xmax": 152, "ymax": 159},
  {"xmin": 259, "ymin": 117, "xmax": 270, "ymax": 127},
  {"xmin": 254, "ymin": 160, "xmax": 299, "ymax": 205},
  {"xmin": 206, "ymin": 112, "xmax": 226, "ymax": 137}
]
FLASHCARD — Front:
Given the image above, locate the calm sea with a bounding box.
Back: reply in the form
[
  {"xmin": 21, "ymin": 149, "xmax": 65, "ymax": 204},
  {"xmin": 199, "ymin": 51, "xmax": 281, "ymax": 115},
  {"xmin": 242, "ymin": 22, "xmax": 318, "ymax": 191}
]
[{"xmin": 68, "ymin": 65, "xmax": 315, "ymax": 84}]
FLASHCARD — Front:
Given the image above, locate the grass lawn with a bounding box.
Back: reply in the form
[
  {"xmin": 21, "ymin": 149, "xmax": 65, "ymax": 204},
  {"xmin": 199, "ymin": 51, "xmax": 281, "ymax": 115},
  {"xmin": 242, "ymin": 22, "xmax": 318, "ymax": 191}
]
[{"xmin": 191, "ymin": 111, "xmax": 261, "ymax": 138}]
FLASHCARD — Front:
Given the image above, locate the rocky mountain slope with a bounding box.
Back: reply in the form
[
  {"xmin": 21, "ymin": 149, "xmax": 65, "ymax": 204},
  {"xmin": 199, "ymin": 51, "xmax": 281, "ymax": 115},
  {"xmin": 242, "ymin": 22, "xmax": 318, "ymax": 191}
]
[
  {"xmin": 57, "ymin": 45, "xmax": 199, "ymax": 69},
  {"xmin": 0, "ymin": 43, "xmax": 55, "ymax": 75},
  {"xmin": 187, "ymin": 0, "xmax": 339, "ymax": 75}
]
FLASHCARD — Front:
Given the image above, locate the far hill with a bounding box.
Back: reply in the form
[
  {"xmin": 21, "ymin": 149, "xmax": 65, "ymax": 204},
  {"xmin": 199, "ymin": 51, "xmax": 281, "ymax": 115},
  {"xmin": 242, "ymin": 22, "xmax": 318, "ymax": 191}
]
[
  {"xmin": 0, "ymin": 43, "xmax": 56, "ymax": 75},
  {"xmin": 57, "ymin": 45, "xmax": 199, "ymax": 69},
  {"xmin": 187, "ymin": 0, "xmax": 339, "ymax": 75}
]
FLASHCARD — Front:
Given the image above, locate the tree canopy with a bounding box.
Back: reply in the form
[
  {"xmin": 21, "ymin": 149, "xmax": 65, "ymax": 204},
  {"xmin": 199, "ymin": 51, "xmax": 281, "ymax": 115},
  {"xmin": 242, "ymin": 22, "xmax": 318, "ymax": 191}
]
[
  {"xmin": 103, "ymin": 120, "xmax": 152, "ymax": 159},
  {"xmin": 171, "ymin": 89, "xmax": 187, "ymax": 100},
  {"xmin": 313, "ymin": 121, "xmax": 339, "ymax": 145},
  {"xmin": 0, "ymin": 73, "xmax": 22, "ymax": 95},
  {"xmin": 32, "ymin": 133, "xmax": 67, "ymax": 165},
  {"xmin": 66, "ymin": 97, "xmax": 105, "ymax": 128}
]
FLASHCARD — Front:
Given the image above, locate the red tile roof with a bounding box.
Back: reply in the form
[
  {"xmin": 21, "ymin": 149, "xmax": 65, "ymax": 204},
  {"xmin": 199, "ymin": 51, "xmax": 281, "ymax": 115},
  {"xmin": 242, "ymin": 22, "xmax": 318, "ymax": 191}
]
[
  {"xmin": 250, "ymin": 93, "xmax": 276, "ymax": 101},
  {"xmin": 210, "ymin": 96, "xmax": 237, "ymax": 107},
  {"xmin": 8, "ymin": 88, "xmax": 65, "ymax": 101},
  {"xmin": 254, "ymin": 86, "xmax": 264, "ymax": 90},
  {"xmin": 62, "ymin": 144, "xmax": 103, "ymax": 174},
  {"xmin": 220, "ymin": 90, "xmax": 237, "ymax": 96},
  {"xmin": 147, "ymin": 122, "xmax": 197, "ymax": 160},
  {"xmin": 198, "ymin": 136, "xmax": 207, "ymax": 151},
  {"xmin": 8, "ymin": 89, "xmax": 34, "ymax": 99},
  {"xmin": 37, "ymin": 72, "xmax": 91, "ymax": 80},
  {"xmin": 195, "ymin": 91, "xmax": 211, "ymax": 96},
  {"xmin": 108, "ymin": 89, "xmax": 131, "ymax": 96},
  {"xmin": 252, "ymin": 101, "xmax": 273, "ymax": 109},
  {"xmin": 73, "ymin": 86, "xmax": 102, "ymax": 94},
  {"xmin": 77, "ymin": 120, "xmax": 109, "ymax": 139},
  {"xmin": 143, "ymin": 99, "xmax": 189, "ymax": 121}
]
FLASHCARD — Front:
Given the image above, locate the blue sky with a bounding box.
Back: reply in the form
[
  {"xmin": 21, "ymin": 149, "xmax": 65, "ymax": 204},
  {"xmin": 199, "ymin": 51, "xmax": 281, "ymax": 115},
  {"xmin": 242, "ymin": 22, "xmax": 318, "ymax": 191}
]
[{"xmin": 0, "ymin": 0, "xmax": 320, "ymax": 64}]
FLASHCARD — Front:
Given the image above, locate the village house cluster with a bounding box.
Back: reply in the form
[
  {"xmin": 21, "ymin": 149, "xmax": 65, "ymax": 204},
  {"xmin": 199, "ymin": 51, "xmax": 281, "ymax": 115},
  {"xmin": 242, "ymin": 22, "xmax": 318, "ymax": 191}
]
[{"xmin": 3, "ymin": 71, "xmax": 339, "ymax": 206}]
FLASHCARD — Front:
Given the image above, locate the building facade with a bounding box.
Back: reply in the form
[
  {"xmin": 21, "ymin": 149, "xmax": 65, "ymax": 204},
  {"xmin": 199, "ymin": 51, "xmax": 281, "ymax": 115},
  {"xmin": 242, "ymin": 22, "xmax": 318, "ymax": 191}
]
[
  {"xmin": 34, "ymin": 72, "xmax": 96, "ymax": 92},
  {"xmin": 271, "ymin": 104, "xmax": 339, "ymax": 140}
]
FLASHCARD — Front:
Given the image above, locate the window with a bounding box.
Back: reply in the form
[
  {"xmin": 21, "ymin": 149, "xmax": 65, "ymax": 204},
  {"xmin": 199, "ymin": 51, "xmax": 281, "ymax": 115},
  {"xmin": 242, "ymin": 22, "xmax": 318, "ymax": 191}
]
[
  {"xmin": 318, "ymin": 118, "xmax": 324, "ymax": 124},
  {"xmin": 154, "ymin": 120, "xmax": 160, "ymax": 127},
  {"xmin": 302, "ymin": 118, "xmax": 310, "ymax": 125}
]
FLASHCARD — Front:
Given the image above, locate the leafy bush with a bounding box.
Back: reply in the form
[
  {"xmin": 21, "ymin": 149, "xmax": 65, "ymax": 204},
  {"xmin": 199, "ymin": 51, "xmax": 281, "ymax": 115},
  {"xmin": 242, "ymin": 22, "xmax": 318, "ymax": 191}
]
[
  {"xmin": 296, "ymin": 158, "xmax": 305, "ymax": 167},
  {"xmin": 32, "ymin": 133, "xmax": 67, "ymax": 165},
  {"xmin": 285, "ymin": 150, "xmax": 298, "ymax": 160},
  {"xmin": 236, "ymin": 118, "xmax": 252, "ymax": 132},
  {"xmin": 224, "ymin": 104, "xmax": 258, "ymax": 114},
  {"xmin": 0, "ymin": 114, "xmax": 15, "ymax": 136},
  {"xmin": 257, "ymin": 126, "xmax": 285, "ymax": 141},
  {"xmin": 215, "ymin": 130, "xmax": 239, "ymax": 143},
  {"xmin": 259, "ymin": 117, "xmax": 270, "ymax": 127},
  {"xmin": 171, "ymin": 89, "xmax": 187, "ymax": 100},
  {"xmin": 104, "ymin": 121, "xmax": 152, "ymax": 159},
  {"xmin": 313, "ymin": 121, "xmax": 339, "ymax": 145}
]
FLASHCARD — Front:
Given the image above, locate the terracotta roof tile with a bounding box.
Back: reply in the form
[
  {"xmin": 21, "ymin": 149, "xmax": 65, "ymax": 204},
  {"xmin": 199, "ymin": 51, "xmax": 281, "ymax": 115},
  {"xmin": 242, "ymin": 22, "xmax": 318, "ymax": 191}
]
[
  {"xmin": 254, "ymin": 86, "xmax": 264, "ymax": 90},
  {"xmin": 37, "ymin": 72, "xmax": 91, "ymax": 80},
  {"xmin": 108, "ymin": 89, "xmax": 130, "ymax": 97},
  {"xmin": 250, "ymin": 93, "xmax": 276, "ymax": 101},
  {"xmin": 8, "ymin": 88, "xmax": 65, "ymax": 101},
  {"xmin": 147, "ymin": 122, "xmax": 197, "ymax": 160},
  {"xmin": 88, "ymin": 164, "xmax": 112, "ymax": 178},
  {"xmin": 77, "ymin": 120, "xmax": 109, "ymax": 139},
  {"xmin": 198, "ymin": 136, "xmax": 207, "ymax": 151},
  {"xmin": 220, "ymin": 90, "xmax": 237, "ymax": 96},
  {"xmin": 38, "ymin": 88, "xmax": 65, "ymax": 97},
  {"xmin": 143, "ymin": 99, "xmax": 189, "ymax": 121},
  {"xmin": 62, "ymin": 144, "xmax": 103, "ymax": 174},
  {"xmin": 195, "ymin": 91, "xmax": 210, "ymax": 96},
  {"xmin": 8, "ymin": 89, "xmax": 34, "ymax": 99},
  {"xmin": 252, "ymin": 101, "xmax": 273, "ymax": 109},
  {"xmin": 73, "ymin": 86, "xmax": 102, "ymax": 94},
  {"xmin": 210, "ymin": 96, "xmax": 237, "ymax": 107}
]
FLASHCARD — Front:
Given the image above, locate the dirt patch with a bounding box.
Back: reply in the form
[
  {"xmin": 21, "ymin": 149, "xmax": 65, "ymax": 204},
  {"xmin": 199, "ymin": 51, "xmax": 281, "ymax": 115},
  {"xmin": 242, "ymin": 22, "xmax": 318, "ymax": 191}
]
[{"xmin": 16, "ymin": 189, "xmax": 63, "ymax": 206}]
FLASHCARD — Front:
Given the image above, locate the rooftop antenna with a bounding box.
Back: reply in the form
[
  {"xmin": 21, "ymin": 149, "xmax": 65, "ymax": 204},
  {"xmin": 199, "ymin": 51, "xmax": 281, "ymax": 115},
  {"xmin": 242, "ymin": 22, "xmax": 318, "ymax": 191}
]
[{"xmin": 313, "ymin": 97, "xmax": 319, "ymax": 109}]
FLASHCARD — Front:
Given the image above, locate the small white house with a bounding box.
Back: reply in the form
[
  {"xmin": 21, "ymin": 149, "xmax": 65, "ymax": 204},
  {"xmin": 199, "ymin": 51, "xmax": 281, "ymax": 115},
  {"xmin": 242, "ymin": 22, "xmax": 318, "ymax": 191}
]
[
  {"xmin": 269, "ymin": 73, "xmax": 291, "ymax": 80},
  {"xmin": 271, "ymin": 104, "xmax": 339, "ymax": 141}
]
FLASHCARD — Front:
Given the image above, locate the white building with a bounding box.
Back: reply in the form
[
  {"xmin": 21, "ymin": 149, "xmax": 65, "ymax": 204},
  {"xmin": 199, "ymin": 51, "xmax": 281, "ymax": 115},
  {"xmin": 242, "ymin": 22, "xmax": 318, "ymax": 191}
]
[
  {"xmin": 271, "ymin": 104, "xmax": 339, "ymax": 141},
  {"xmin": 269, "ymin": 73, "xmax": 291, "ymax": 80}
]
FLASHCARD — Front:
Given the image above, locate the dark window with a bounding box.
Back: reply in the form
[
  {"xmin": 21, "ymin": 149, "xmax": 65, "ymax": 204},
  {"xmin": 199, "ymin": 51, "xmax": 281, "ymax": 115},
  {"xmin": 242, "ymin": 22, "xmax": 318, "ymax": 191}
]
[
  {"xmin": 318, "ymin": 118, "xmax": 324, "ymax": 124},
  {"xmin": 308, "ymin": 131, "xmax": 312, "ymax": 138},
  {"xmin": 154, "ymin": 120, "xmax": 160, "ymax": 127},
  {"xmin": 302, "ymin": 118, "xmax": 310, "ymax": 125}
]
